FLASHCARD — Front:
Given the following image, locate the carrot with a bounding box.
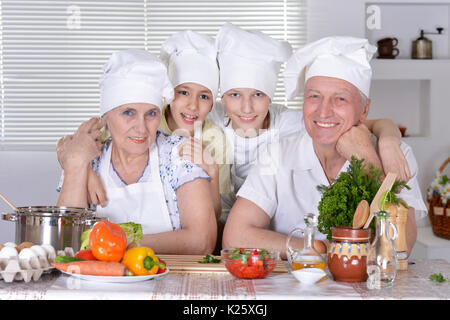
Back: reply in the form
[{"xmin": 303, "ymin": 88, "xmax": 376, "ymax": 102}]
[{"xmin": 52, "ymin": 260, "xmax": 133, "ymax": 276}]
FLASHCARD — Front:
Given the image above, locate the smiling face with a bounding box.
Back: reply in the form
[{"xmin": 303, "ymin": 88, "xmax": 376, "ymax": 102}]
[
  {"xmin": 302, "ymin": 76, "xmax": 369, "ymax": 147},
  {"xmin": 105, "ymin": 102, "xmax": 161, "ymax": 156},
  {"xmin": 221, "ymin": 88, "xmax": 271, "ymax": 135},
  {"xmin": 166, "ymin": 82, "xmax": 213, "ymax": 136}
]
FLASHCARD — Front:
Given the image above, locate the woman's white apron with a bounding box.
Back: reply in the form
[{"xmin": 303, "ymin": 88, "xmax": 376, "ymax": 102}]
[{"xmin": 96, "ymin": 142, "xmax": 173, "ymax": 234}]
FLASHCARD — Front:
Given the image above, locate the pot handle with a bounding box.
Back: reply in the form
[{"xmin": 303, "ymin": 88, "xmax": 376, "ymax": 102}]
[
  {"xmin": 82, "ymin": 216, "xmax": 108, "ymax": 227},
  {"xmin": 2, "ymin": 213, "xmax": 18, "ymax": 222}
]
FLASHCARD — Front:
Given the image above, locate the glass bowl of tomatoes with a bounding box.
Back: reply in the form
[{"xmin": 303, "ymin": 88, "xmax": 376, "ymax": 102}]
[{"xmin": 221, "ymin": 248, "xmax": 280, "ymax": 279}]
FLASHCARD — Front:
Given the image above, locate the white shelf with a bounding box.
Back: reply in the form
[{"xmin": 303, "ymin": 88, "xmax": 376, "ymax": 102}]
[
  {"xmin": 410, "ymin": 225, "xmax": 450, "ymax": 262},
  {"xmin": 371, "ymin": 59, "xmax": 450, "ymax": 80}
]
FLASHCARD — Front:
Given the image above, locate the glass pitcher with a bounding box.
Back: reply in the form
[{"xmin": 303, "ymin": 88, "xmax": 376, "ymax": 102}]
[
  {"xmin": 286, "ymin": 213, "xmax": 327, "ymax": 272},
  {"xmin": 367, "ymin": 211, "xmax": 398, "ymax": 289}
]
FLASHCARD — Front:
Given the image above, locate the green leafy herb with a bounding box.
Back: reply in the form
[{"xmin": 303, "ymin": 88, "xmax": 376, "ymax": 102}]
[
  {"xmin": 317, "ymin": 156, "xmax": 408, "ymax": 241},
  {"xmin": 198, "ymin": 254, "xmax": 221, "ymax": 264},
  {"xmin": 227, "ymin": 248, "xmax": 270, "ymax": 266},
  {"xmin": 439, "ymin": 175, "xmax": 449, "ymax": 186},
  {"xmin": 429, "ymin": 273, "xmax": 447, "ymax": 283}
]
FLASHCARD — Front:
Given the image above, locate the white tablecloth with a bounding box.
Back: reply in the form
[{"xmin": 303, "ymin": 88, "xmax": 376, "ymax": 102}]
[{"xmin": 0, "ymin": 259, "xmax": 448, "ymax": 300}]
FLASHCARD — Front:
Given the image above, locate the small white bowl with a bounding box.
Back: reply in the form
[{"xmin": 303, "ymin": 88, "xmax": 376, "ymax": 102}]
[{"xmin": 292, "ymin": 268, "xmax": 327, "ymax": 285}]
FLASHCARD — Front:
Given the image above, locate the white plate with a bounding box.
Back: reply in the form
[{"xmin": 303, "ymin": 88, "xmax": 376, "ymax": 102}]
[{"xmin": 60, "ymin": 268, "xmax": 169, "ymax": 283}]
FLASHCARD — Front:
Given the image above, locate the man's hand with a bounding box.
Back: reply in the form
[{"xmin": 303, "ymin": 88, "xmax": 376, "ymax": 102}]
[
  {"xmin": 336, "ymin": 123, "xmax": 383, "ymax": 172},
  {"xmin": 336, "ymin": 123, "xmax": 375, "ymax": 161}
]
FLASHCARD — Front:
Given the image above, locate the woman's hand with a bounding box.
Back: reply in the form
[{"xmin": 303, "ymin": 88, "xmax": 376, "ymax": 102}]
[
  {"xmin": 378, "ymin": 136, "xmax": 411, "ymax": 182},
  {"xmin": 178, "ymin": 137, "xmax": 218, "ymax": 177},
  {"xmin": 57, "ymin": 117, "xmax": 104, "ymax": 172}
]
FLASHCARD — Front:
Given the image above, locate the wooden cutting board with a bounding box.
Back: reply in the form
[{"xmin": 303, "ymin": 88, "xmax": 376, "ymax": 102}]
[{"xmin": 158, "ymin": 254, "xmax": 289, "ymax": 274}]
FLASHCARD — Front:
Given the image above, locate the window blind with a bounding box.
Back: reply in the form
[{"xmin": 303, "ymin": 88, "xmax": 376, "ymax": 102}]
[{"xmin": 0, "ymin": 0, "xmax": 307, "ymax": 150}]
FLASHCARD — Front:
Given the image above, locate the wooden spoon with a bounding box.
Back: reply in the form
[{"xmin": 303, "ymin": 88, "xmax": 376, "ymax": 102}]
[
  {"xmin": 352, "ymin": 200, "xmax": 369, "ymax": 229},
  {"xmin": 0, "ymin": 193, "xmax": 19, "ymax": 211},
  {"xmin": 363, "ymin": 172, "xmax": 398, "ymax": 229}
]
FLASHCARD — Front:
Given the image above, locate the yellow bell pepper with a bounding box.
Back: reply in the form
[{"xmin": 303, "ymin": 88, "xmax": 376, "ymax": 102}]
[{"xmin": 121, "ymin": 247, "xmax": 165, "ymax": 276}]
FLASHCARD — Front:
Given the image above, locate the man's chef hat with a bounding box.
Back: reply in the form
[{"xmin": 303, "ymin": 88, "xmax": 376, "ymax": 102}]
[
  {"xmin": 284, "ymin": 36, "xmax": 377, "ymax": 100},
  {"xmin": 160, "ymin": 30, "xmax": 219, "ymax": 100},
  {"xmin": 99, "ymin": 49, "xmax": 174, "ymax": 115},
  {"xmin": 216, "ymin": 22, "xmax": 292, "ymax": 99}
]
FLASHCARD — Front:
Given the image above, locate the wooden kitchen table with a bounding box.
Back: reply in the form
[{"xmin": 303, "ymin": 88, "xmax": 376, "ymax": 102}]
[{"xmin": 0, "ymin": 257, "xmax": 448, "ymax": 300}]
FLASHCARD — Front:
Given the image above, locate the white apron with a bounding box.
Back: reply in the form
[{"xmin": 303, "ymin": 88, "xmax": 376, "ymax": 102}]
[{"xmin": 96, "ymin": 142, "xmax": 173, "ymax": 234}]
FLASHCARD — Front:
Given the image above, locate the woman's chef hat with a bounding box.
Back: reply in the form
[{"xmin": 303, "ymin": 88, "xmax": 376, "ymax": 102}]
[
  {"xmin": 284, "ymin": 36, "xmax": 377, "ymax": 100},
  {"xmin": 216, "ymin": 22, "xmax": 292, "ymax": 99},
  {"xmin": 99, "ymin": 49, "xmax": 174, "ymax": 115},
  {"xmin": 160, "ymin": 30, "xmax": 219, "ymax": 100}
]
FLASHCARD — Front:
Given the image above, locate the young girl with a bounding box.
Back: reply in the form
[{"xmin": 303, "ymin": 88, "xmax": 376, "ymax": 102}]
[
  {"xmin": 208, "ymin": 22, "xmax": 411, "ymax": 224},
  {"xmin": 159, "ymin": 30, "xmax": 231, "ymax": 221}
]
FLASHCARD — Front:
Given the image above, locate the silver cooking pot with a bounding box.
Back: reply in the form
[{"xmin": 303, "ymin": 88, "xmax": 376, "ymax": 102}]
[{"xmin": 2, "ymin": 206, "xmax": 107, "ymax": 252}]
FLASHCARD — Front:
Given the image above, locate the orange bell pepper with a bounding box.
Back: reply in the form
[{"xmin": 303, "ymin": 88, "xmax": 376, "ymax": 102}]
[{"xmin": 89, "ymin": 220, "xmax": 127, "ymax": 262}]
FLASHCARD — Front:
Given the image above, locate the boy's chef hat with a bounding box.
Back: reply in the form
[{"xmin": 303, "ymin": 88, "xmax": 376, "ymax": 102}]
[
  {"xmin": 216, "ymin": 22, "xmax": 292, "ymax": 99},
  {"xmin": 99, "ymin": 49, "xmax": 174, "ymax": 115},
  {"xmin": 284, "ymin": 36, "xmax": 377, "ymax": 100},
  {"xmin": 160, "ymin": 30, "xmax": 219, "ymax": 100}
]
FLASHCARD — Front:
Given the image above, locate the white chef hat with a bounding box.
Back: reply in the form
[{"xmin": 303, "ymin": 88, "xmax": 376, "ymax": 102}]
[
  {"xmin": 216, "ymin": 22, "xmax": 292, "ymax": 99},
  {"xmin": 284, "ymin": 36, "xmax": 377, "ymax": 100},
  {"xmin": 160, "ymin": 30, "xmax": 219, "ymax": 100},
  {"xmin": 99, "ymin": 49, "xmax": 174, "ymax": 115}
]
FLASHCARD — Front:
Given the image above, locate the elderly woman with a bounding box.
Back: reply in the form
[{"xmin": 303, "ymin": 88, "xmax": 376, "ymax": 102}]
[
  {"xmin": 56, "ymin": 49, "xmax": 217, "ymax": 255},
  {"xmin": 222, "ymin": 36, "xmax": 427, "ymax": 259}
]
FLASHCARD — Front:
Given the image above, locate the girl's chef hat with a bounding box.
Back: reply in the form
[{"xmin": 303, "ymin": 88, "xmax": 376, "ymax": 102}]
[
  {"xmin": 216, "ymin": 22, "xmax": 292, "ymax": 99},
  {"xmin": 284, "ymin": 36, "xmax": 377, "ymax": 100},
  {"xmin": 99, "ymin": 49, "xmax": 174, "ymax": 115},
  {"xmin": 160, "ymin": 30, "xmax": 219, "ymax": 100}
]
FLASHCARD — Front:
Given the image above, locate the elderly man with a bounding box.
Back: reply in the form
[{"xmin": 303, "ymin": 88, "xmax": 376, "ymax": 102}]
[{"xmin": 222, "ymin": 36, "xmax": 427, "ymax": 259}]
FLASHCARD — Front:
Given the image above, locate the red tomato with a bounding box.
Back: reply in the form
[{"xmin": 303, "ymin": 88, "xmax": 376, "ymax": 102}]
[
  {"xmin": 157, "ymin": 259, "xmax": 167, "ymax": 274},
  {"xmin": 225, "ymin": 258, "xmax": 275, "ymax": 279},
  {"xmin": 75, "ymin": 249, "xmax": 98, "ymax": 261}
]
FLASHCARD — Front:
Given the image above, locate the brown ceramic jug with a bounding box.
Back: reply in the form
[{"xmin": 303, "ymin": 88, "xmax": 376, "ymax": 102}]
[{"xmin": 327, "ymin": 227, "xmax": 370, "ymax": 282}]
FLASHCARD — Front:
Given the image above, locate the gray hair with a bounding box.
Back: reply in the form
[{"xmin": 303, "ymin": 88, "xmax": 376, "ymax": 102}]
[{"xmin": 359, "ymin": 91, "xmax": 369, "ymax": 108}]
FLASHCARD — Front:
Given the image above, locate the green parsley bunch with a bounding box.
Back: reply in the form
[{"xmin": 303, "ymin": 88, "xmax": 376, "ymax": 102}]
[{"xmin": 317, "ymin": 157, "xmax": 408, "ymax": 241}]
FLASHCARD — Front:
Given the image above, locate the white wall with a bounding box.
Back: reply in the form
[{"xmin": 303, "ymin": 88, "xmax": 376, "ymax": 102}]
[
  {"xmin": 307, "ymin": 0, "xmax": 450, "ymax": 202},
  {"xmin": 0, "ymin": 152, "xmax": 62, "ymax": 243}
]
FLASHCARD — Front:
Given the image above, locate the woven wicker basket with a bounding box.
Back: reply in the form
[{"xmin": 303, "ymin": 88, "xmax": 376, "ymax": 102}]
[{"xmin": 427, "ymin": 158, "xmax": 450, "ymax": 239}]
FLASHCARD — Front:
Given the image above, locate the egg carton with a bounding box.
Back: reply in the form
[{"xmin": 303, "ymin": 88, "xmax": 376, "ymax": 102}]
[{"xmin": 0, "ymin": 242, "xmax": 75, "ymax": 283}]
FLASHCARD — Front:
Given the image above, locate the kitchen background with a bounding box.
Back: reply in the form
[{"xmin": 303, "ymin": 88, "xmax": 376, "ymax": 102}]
[{"xmin": 0, "ymin": 0, "xmax": 449, "ymax": 260}]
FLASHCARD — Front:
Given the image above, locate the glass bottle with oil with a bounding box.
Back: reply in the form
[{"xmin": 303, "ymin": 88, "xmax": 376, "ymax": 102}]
[{"xmin": 286, "ymin": 213, "xmax": 327, "ymax": 271}]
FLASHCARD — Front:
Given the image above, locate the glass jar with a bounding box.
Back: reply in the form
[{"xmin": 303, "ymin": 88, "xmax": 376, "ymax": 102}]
[
  {"xmin": 286, "ymin": 213, "xmax": 327, "ymax": 272},
  {"xmin": 367, "ymin": 211, "xmax": 398, "ymax": 289}
]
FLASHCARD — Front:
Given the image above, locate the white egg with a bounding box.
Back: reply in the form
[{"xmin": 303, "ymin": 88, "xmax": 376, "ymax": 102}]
[
  {"xmin": 0, "ymin": 246, "xmax": 18, "ymax": 259},
  {"xmin": 3, "ymin": 242, "xmax": 17, "ymax": 248},
  {"xmin": 40, "ymin": 244, "xmax": 56, "ymax": 258},
  {"xmin": 18, "ymin": 248, "xmax": 37, "ymax": 260},
  {"xmin": 30, "ymin": 245, "xmax": 47, "ymax": 258}
]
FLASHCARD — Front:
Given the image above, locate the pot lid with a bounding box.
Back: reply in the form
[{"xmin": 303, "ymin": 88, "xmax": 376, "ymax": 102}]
[{"xmin": 12, "ymin": 206, "xmax": 95, "ymax": 217}]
